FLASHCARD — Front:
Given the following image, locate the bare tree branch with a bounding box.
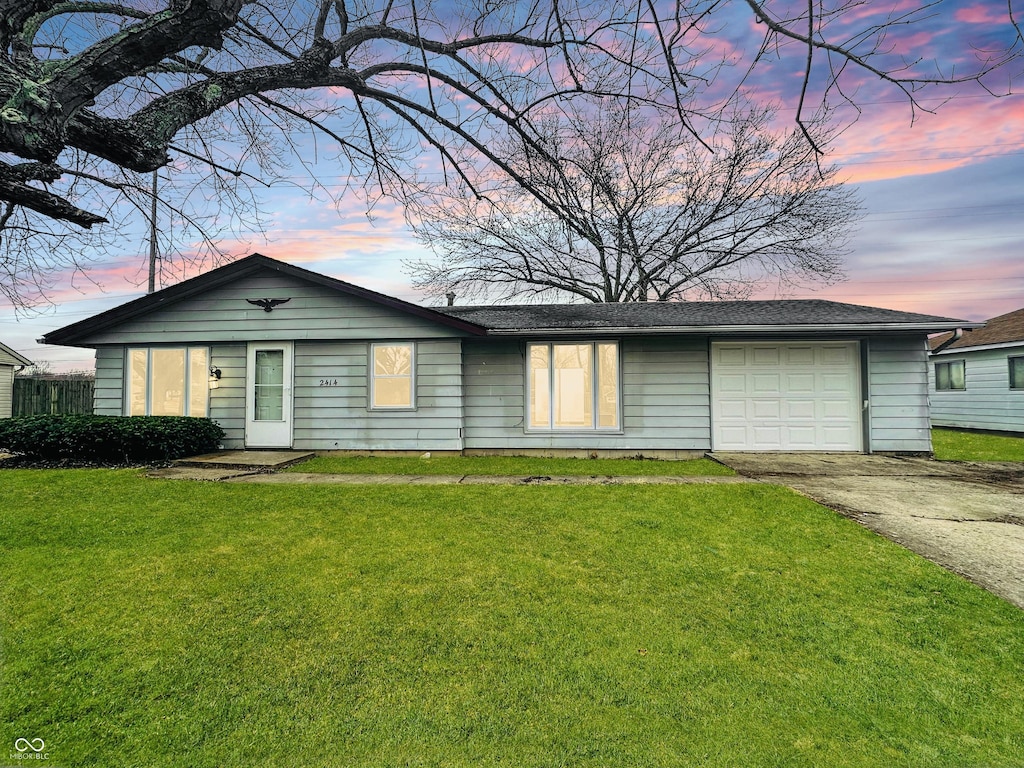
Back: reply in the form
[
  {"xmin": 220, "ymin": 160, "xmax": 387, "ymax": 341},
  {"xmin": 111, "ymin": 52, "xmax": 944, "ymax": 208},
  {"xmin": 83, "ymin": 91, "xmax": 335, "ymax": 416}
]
[
  {"xmin": 0, "ymin": 0, "xmax": 1017, "ymax": 305},
  {"xmin": 405, "ymin": 101, "xmax": 862, "ymax": 303}
]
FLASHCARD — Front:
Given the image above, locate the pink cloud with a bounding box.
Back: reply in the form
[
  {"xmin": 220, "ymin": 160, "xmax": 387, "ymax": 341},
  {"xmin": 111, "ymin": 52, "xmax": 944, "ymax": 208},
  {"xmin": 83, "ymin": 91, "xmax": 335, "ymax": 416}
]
[{"xmin": 954, "ymin": 4, "xmax": 1009, "ymax": 24}]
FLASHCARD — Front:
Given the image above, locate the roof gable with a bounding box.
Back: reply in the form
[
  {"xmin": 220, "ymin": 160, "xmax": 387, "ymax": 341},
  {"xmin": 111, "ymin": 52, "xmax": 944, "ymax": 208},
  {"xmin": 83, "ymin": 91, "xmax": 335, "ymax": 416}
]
[
  {"xmin": 0, "ymin": 340, "xmax": 31, "ymax": 367},
  {"xmin": 43, "ymin": 254, "xmax": 487, "ymax": 347}
]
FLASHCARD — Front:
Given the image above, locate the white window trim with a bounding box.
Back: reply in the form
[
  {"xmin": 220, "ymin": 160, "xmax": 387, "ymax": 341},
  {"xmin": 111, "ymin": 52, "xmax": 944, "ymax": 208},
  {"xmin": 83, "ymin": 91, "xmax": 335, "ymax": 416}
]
[
  {"xmin": 125, "ymin": 346, "xmax": 210, "ymax": 416},
  {"xmin": 525, "ymin": 341, "xmax": 621, "ymax": 432},
  {"xmin": 369, "ymin": 342, "xmax": 417, "ymax": 411}
]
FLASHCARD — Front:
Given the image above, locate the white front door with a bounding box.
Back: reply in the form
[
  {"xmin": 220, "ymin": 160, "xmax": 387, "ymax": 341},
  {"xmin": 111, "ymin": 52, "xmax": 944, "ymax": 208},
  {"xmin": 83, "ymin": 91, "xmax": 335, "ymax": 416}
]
[
  {"xmin": 711, "ymin": 341, "xmax": 862, "ymax": 451},
  {"xmin": 245, "ymin": 342, "xmax": 293, "ymax": 448}
]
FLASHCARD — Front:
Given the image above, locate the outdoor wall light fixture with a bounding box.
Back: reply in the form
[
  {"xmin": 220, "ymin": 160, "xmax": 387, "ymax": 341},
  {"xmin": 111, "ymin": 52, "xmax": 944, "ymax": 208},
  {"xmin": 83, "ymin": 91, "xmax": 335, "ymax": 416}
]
[{"xmin": 209, "ymin": 367, "xmax": 222, "ymax": 390}]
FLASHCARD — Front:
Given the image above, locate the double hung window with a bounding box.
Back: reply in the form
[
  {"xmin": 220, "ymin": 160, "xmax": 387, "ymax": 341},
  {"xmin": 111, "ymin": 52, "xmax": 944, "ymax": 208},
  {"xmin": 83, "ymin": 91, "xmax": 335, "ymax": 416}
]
[
  {"xmin": 1010, "ymin": 357, "xmax": 1024, "ymax": 390},
  {"xmin": 934, "ymin": 360, "xmax": 966, "ymax": 391},
  {"xmin": 371, "ymin": 343, "xmax": 415, "ymax": 409},
  {"xmin": 128, "ymin": 347, "xmax": 209, "ymax": 416},
  {"xmin": 528, "ymin": 342, "xmax": 619, "ymax": 430}
]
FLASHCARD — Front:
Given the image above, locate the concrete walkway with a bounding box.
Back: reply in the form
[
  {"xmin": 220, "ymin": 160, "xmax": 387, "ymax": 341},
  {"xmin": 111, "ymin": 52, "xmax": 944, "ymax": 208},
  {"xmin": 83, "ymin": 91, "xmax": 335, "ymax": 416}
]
[
  {"xmin": 147, "ymin": 450, "xmax": 756, "ymax": 486},
  {"xmin": 712, "ymin": 453, "xmax": 1024, "ymax": 610}
]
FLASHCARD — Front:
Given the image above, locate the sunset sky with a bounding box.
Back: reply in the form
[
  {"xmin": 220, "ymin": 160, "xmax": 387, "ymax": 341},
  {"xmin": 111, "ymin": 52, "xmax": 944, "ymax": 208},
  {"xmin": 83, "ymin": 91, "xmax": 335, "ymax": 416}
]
[{"xmin": 2, "ymin": 1, "xmax": 1022, "ymax": 372}]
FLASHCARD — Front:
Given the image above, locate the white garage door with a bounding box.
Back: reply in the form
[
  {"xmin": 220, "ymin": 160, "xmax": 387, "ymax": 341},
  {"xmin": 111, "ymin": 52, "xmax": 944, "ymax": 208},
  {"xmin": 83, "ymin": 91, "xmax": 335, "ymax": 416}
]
[{"xmin": 711, "ymin": 342, "xmax": 862, "ymax": 451}]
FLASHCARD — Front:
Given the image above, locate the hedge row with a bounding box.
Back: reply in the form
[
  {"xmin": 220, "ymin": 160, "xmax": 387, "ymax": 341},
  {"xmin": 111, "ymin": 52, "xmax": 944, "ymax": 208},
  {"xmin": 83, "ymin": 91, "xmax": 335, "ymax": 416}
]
[{"xmin": 0, "ymin": 415, "xmax": 224, "ymax": 463}]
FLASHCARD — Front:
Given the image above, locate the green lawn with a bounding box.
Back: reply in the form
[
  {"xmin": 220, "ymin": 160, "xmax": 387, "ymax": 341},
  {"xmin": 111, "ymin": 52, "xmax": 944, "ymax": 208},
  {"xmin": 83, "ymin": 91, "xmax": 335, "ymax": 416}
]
[
  {"xmin": 2, "ymin": 470, "xmax": 1023, "ymax": 767},
  {"xmin": 286, "ymin": 454, "xmax": 733, "ymax": 476},
  {"xmin": 932, "ymin": 427, "xmax": 1024, "ymax": 462}
]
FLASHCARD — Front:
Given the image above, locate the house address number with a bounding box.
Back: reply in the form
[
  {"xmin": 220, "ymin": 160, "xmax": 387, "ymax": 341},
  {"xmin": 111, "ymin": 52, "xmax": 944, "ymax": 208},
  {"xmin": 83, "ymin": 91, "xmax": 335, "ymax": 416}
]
[{"xmin": 319, "ymin": 379, "xmax": 339, "ymax": 387}]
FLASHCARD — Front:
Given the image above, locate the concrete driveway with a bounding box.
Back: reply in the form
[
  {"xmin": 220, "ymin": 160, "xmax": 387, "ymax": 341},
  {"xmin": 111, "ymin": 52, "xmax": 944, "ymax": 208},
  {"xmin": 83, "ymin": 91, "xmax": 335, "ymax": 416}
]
[{"xmin": 712, "ymin": 453, "xmax": 1024, "ymax": 610}]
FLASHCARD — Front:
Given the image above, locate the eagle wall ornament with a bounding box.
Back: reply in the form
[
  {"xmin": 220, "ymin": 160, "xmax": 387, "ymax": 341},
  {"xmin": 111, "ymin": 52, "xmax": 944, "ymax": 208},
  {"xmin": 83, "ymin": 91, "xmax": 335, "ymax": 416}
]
[{"xmin": 246, "ymin": 298, "xmax": 292, "ymax": 312}]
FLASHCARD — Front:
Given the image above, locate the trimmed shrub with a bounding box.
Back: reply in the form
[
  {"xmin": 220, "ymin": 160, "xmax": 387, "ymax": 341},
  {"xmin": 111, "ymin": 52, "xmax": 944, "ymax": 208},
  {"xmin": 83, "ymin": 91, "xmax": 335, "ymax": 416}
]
[{"xmin": 0, "ymin": 415, "xmax": 224, "ymax": 464}]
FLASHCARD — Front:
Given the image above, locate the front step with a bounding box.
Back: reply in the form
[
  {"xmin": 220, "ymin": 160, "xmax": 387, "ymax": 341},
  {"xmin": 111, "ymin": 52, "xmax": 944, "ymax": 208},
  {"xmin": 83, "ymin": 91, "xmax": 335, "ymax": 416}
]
[{"xmin": 173, "ymin": 450, "xmax": 315, "ymax": 470}]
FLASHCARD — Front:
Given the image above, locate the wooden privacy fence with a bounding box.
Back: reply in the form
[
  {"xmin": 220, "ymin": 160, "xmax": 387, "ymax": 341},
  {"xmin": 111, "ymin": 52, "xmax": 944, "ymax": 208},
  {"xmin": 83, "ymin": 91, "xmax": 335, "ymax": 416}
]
[{"xmin": 13, "ymin": 378, "xmax": 94, "ymax": 416}]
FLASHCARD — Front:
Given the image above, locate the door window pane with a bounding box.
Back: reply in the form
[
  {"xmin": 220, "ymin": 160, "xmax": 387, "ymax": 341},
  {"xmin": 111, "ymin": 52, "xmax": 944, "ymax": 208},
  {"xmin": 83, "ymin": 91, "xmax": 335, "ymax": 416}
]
[{"xmin": 254, "ymin": 349, "xmax": 284, "ymax": 420}]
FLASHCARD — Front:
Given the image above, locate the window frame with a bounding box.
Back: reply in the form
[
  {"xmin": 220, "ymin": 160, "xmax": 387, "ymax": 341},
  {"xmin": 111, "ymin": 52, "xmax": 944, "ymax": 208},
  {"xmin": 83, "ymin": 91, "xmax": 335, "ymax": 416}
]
[
  {"xmin": 369, "ymin": 341, "xmax": 416, "ymax": 411},
  {"xmin": 1009, "ymin": 356, "xmax": 1024, "ymax": 390},
  {"xmin": 125, "ymin": 346, "xmax": 210, "ymax": 417},
  {"xmin": 525, "ymin": 340, "xmax": 621, "ymax": 432},
  {"xmin": 934, "ymin": 359, "xmax": 966, "ymax": 392}
]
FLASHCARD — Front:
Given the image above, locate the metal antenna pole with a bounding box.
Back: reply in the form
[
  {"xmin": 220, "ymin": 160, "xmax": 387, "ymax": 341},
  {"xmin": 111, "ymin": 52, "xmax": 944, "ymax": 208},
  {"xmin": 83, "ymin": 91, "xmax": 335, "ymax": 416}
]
[{"xmin": 147, "ymin": 170, "xmax": 158, "ymax": 294}]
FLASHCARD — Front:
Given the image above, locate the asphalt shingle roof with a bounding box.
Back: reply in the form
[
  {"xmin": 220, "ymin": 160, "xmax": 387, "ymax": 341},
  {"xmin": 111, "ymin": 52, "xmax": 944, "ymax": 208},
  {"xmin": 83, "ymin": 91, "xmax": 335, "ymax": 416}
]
[
  {"xmin": 438, "ymin": 299, "xmax": 968, "ymax": 333},
  {"xmin": 929, "ymin": 307, "xmax": 1024, "ymax": 351}
]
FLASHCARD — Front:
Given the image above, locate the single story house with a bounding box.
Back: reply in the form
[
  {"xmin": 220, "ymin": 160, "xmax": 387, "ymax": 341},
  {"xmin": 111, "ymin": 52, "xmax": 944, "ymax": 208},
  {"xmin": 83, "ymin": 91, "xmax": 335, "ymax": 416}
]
[
  {"xmin": 929, "ymin": 307, "xmax": 1023, "ymax": 434},
  {"xmin": 41, "ymin": 254, "xmax": 977, "ymax": 455},
  {"xmin": 0, "ymin": 340, "xmax": 32, "ymax": 418}
]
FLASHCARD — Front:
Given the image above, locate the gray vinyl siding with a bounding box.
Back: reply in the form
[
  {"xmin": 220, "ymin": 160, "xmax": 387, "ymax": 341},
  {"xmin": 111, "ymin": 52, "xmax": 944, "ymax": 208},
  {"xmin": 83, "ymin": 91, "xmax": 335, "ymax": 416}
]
[
  {"xmin": 93, "ymin": 347, "xmax": 125, "ymax": 416},
  {"xmin": 72, "ymin": 272, "xmax": 469, "ymax": 346},
  {"xmin": 462, "ymin": 337, "xmax": 711, "ymax": 450},
  {"xmin": 0, "ymin": 366, "xmax": 12, "ymax": 418},
  {"xmin": 929, "ymin": 346, "xmax": 1024, "ymax": 432},
  {"xmin": 292, "ymin": 339, "xmax": 463, "ymax": 450},
  {"xmin": 209, "ymin": 344, "xmax": 246, "ymax": 448},
  {"xmin": 867, "ymin": 336, "xmax": 932, "ymax": 452}
]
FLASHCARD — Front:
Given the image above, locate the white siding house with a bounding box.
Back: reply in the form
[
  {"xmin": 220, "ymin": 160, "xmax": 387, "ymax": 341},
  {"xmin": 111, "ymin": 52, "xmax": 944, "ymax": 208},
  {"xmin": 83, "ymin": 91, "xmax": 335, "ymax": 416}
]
[
  {"xmin": 43, "ymin": 254, "xmax": 975, "ymax": 454},
  {"xmin": 0, "ymin": 341, "xmax": 32, "ymax": 418},
  {"xmin": 929, "ymin": 308, "xmax": 1024, "ymax": 434}
]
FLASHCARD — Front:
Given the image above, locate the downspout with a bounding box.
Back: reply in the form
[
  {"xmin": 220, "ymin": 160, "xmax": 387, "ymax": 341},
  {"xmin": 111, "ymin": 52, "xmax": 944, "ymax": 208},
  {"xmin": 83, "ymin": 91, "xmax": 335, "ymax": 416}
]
[{"xmin": 931, "ymin": 328, "xmax": 964, "ymax": 354}]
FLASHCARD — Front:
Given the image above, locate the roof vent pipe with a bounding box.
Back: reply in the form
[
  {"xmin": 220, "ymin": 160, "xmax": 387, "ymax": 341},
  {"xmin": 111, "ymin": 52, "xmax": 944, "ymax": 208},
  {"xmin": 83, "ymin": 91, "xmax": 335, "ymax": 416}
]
[{"xmin": 931, "ymin": 327, "xmax": 964, "ymax": 354}]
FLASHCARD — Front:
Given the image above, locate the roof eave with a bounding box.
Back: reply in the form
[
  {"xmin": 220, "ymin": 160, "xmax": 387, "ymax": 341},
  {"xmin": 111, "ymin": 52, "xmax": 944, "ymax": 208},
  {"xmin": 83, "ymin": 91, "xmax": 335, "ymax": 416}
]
[
  {"xmin": 930, "ymin": 338, "xmax": 1024, "ymax": 355},
  {"xmin": 481, "ymin": 321, "xmax": 982, "ymax": 336}
]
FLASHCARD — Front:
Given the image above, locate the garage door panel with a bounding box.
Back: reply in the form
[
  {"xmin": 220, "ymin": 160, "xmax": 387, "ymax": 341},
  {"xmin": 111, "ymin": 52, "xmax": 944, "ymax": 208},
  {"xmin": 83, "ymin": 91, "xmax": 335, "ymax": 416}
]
[
  {"xmin": 752, "ymin": 374, "xmax": 781, "ymax": 394},
  {"xmin": 752, "ymin": 347, "xmax": 780, "ymax": 365},
  {"xmin": 822, "ymin": 426, "xmax": 857, "ymax": 450},
  {"xmin": 784, "ymin": 399, "xmax": 816, "ymax": 420},
  {"xmin": 786, "ymin": 426, "xmax": 818, "ymax": 450},
  {"xmin": 786, "ymin": 373, "xmax": 815, "ymax": 393},
  {"xmin": 821, "ymin": 346, "xmax": 853, "ymax": 365},
  {"xmin": 718, "ymin": 348, "xmax": 746, "ymax": 366},
  {"xmin": 718, "ymin": 399, "xmax": 747, "ymax": 419},
  {"xmin": 717, "ymin": 373, "xmax": 747, "ymax": 393},
  {"xmin": 752, "ymin": 399, "xmax": 782, "ymax": 419},
  {"xmin": 822, "ymin": 373, "xmax": 854, "ymax": 392},
  {"xmin": 822, "ymin": 399, "xmax": 856, "ymax": 419},
  {"xmin": 717, "ymin": 426, "xmax": 750, "ymax": 449},
  {"xmin": 786, "ymin": 347, "xmax": 815, "ymax": 365},
  {"xmin": 712, "ymin": 342, "xmax": 861, "ymax": 451},
  {"xmin": 752, "ymin": 426, "xmax": 782, "ymax": 448}
]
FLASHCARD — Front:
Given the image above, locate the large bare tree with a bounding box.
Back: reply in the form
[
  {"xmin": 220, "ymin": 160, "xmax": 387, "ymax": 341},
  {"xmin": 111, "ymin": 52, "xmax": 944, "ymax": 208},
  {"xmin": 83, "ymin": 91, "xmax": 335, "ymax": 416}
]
[
  {"xmin": 0, "ymin": 0, "xmax": 1018, "ymax": 304},
  {"xmin": 405, "ymin": 102, "xmax": 862, "ymax": 302}
]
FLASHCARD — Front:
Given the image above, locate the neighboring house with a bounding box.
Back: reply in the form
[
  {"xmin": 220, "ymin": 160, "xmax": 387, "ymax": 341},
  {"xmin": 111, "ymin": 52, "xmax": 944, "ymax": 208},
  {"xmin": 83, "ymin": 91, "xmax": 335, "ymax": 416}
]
[
  {"xmin": 0, "ymin": 341, "xmax": 32, "ymax": 418},
  {"xmin": 929, "ymin": 307, "xmax": 1024, "ymax": 434},
  {"xmin": 42, "ymin": 254, "xmax": 976, "ymax": 454}
]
